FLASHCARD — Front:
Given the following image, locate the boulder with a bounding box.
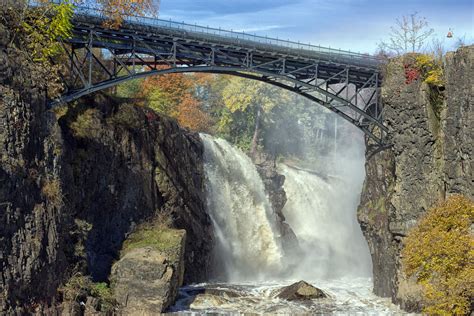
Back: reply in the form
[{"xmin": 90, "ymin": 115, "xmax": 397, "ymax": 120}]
[
  {"xmin": 190, "ymin": 294, "xmax": 230, "ymax": 309},
  {"xmin": 273, "ymin": 281, "xmax": 327, "ymax": 301},
  {"xmin": 110, "ymin": 228, "xmax": 186, "ymax": 314}
]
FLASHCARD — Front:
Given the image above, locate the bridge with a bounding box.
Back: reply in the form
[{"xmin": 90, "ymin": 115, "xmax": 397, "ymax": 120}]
[{"xmin": 33, "ymin": 1, "xmax": 388, "ymax": 147}]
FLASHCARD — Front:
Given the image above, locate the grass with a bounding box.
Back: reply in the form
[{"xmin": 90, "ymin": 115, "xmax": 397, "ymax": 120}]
[
  {"xmin": 121, "ymin": 221, "xmax": 185, "ymax": 259},
  {"xmin": 60, "ymin": 274, "xmax": 117, "ymax": 313}
]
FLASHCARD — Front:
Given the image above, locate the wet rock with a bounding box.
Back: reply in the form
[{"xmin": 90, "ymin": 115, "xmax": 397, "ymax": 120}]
[
  {"xmin": 255, "ymin": 153, "xmax": 300, "ymax": 256},
  {"xmin": 190, "ymin": 294, "xmax": 230, "ymax": 309},
  {"xmin": 273, "ymin": 281, "xmax": 327, "ymax": 301},
  {"xmin": 0, "ymin": 39, "xmax": 212, "ymax": 314}
]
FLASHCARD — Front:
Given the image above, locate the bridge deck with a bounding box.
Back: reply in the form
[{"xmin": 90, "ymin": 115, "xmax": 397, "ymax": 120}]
[
  {"xmin": 71, "ymin": 6, "xmax": 381, "ymax": 70},
  {"xmin": 28, "ymin": 1, "xmax": 388, "ymax": 147}
]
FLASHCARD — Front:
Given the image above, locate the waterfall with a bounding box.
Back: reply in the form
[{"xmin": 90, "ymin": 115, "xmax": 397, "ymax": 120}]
[
  {"xmin": 200, "ymin": 134, "xmax": 284, "ymax": 282},
  {"xmin": 278, "ymin": 164, "xmax": 371, "ymax": 280}
]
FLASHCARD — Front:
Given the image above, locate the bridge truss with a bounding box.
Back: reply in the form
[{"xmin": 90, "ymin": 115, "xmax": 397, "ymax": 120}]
[{"xmin": 51, "ymin": 6, "xmax": 388, "ymax": 149}]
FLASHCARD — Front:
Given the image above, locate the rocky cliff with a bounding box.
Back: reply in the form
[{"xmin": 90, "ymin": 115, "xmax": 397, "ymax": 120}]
[
  {"xmin": 358, "ymin": 46, "xmax": 473, "ymax": 311},
  {"xmin": 0, "ymin": 20, "xmax": 213, "ymax": 313}
]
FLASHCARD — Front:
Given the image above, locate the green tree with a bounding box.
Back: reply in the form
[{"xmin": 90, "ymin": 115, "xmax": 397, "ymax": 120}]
[{"xmin": 220, "ymin": 77, "xmax": 287, "ymax": 156}]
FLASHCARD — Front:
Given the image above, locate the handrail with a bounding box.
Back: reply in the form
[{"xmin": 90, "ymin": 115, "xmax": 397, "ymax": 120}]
[{"xmin": 28, "ymin": 0, "xmax": 381, "ymax": 65}]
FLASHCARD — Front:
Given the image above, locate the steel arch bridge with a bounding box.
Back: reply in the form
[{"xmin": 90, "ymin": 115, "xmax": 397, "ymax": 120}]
[{"xmin": 41, "ymin": 3, "xmax": 388, "ymax": 147}]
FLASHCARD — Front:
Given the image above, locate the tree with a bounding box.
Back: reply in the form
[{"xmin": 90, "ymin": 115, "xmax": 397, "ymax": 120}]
[
  {"xmin": 176, "ymin": 97, "xmax": 211, "ymax": 132},
  {"xmin": 379, "ymin": 12, "xmax": 434, "ymax": 55},
  {"xmin": 219, "ymin": 77, "xmax": 290, "ymax": 156},
  {"xmin": 139, "ymin": 68, "xmax": 212, "ymax": 132},
  {"xmin": 80, "ymin": 0, "xmax": 160, "ymax": 28},
  {"xmin": 20, "ymin": 0, "xmax": 74, "ymax": 61}
]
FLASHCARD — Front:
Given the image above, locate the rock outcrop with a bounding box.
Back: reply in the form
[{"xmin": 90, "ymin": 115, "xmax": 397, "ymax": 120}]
[
  {"xmin": 255, "ymin": 155, "xmax": 299, "ymax": 255},
  {"xmin": 273, "ymin": 281, "xmax": 327, "ymax": 301},
  {"xmin": 111, "ymin": 227, "xmax": 186, "ymax": 314},
  {"xmin": 0, "ymin": 16, "xmax": 213, "ymax": 312},
  {"xmin": 357, "ymin": 46, "xmax": 473, "ymax": 311}
]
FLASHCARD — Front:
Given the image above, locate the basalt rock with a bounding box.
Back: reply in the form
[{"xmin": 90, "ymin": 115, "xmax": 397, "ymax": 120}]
[
  {"xmin": 111, "ymin": 229, "xmax": 186, "ymax": 314},
  {"xmin": 255, "ymin": 154, "xmax": 300, "ymax": 255},
  {"xmin": 357, "ymin": 46, "xmax": 473, "ymax": 312},
  {"xmin": 273, "ymin": 281, "xmax": 327, "ymax": 301},
  {"xmin": 0, "ymin": 23, "xmax": 212, "ymax": 313}
]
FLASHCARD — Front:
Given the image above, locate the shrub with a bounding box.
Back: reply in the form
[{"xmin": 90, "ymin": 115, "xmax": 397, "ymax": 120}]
[
  {"xmin": 41, "ymin": 178, "xmax": 64, "ymax": 208},
  {"xmin": 402, "ymin": 195, "xmax": 474, "ymax": 315},
  {"xmin": 20, "ymin": 1, "xmax": 73, "ymax": 62},
  {"xmin": 60, "ymin": 274, "xmax": 116, "ymax": 312},
  {"xmin": 415, "ymin": 54, "xmax": 444, "ymax": 87},
  {"xmin": 69, "ymin": 108, "xmax": 100, "ymax": 138}
]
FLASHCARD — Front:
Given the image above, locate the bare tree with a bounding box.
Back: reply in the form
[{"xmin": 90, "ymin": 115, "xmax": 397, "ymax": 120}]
[
  {"xmin": 454, "ymin": 35, "xmax": 466, "ymax": 49},
  {"xmin": 379, "ymin": 12, "xmax": 434, "ymax": 55},
  {"xmin": 429, "ymin": 37, "xmax": 446, "ymax": 61}
]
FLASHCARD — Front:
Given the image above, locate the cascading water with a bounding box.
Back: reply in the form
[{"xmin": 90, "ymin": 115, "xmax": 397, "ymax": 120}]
[
  {"xmin": 170, "ymin": 134, "xmax": 406, "ymax": 315},
  {"xmin": 278, "ymin": 164, "xmax": 371, "ymax": 280},
  {"xmin": 200, "ymin": 134, "xmax": 283, "ymax": 282}
]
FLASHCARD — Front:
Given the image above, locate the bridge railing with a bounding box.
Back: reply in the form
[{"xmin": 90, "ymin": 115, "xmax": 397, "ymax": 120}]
[{"xmin": 29, "ymin": 0, "xmax": 381, "ymax": 67}]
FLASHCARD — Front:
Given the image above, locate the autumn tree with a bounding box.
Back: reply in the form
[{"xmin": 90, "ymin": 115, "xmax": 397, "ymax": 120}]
[
  {"xmin": 379, "ymin": 12, "xmax": 434, "ymax": 55},
  {"xmin": 80, "ymin": 0, "xmax": 160, "ymax": 28},
  {"xmin": 1, "ymin": 0, "xmax": 74, "ymax": 96},
  {"xmin": 139, "ymin": 68, "xmax": 211, "ymax": 132}
]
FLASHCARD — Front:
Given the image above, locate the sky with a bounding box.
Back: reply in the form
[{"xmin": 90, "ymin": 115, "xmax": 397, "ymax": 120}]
[{"xmin": 159, "ymin": 0, "xmax": 474, "ymax": 53}]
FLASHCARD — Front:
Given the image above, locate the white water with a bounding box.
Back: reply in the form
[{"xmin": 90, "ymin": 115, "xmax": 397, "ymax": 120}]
[
  {"xmin": 201, "ymin": 134, "xmax": 283, "ymax": 282},
  {"xmin": 176, "ymin": 134, "xmax": 407, "ymax": 315},
  {"xmin": 278, "ymin": 164, "xmax": 371, "ymax": 280}
]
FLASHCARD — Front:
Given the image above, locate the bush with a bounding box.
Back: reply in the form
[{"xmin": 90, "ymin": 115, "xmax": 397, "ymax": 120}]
[
  {"xmin": 402, "ymin": 195, "xmax": 474, "ymax": 315},
  {"xmin": 41, "ymin": 178, "xmax": 64, "ymax": 208},
  {"xmin": 415, "ymin": 54, "xmax": 444, "ymax": 87},
  {"xmin": 60, "ymin": 274, "xmax": 116, "ymax": 312}
]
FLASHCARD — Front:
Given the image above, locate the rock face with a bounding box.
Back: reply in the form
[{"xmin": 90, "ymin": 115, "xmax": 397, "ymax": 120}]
[
  {"xmin": 0, "ymin": 18, "xmax": 213, "ymax": 313},
  {"xmin": 0, "ymin": 20, "xmax": 68, "ymax": 314},
  {"xmin": 273, "ymin": 281, "xmax": 327, "ymax": 301},
  {"xmin": 255, "ymin": 155, "xmax": 299, "ymax": 255},
  {"xmin": 357, "ymin": 46, "xmax": 473, "ymax": 311},
  {"xmin": 59, "ymin": 100, "xmax": 213, "ymax": 285},
  {"xmin": 111, "ymin": 228, "xmax": 186, "ymax": 314}
]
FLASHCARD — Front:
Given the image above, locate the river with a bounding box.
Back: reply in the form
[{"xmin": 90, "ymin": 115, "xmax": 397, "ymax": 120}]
[{"xmin": 168, "ymin": 135, "xmax": 408, "ymax": 315}]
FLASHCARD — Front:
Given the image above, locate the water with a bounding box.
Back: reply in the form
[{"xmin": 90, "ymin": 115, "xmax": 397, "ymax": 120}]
[
  {"xmin": 169, "ymin": 278, "xmax": 406, "ymax": 315},
  {"xmin": 200, "ymin": 134, "xmax": 284, "ymax": 282},
  {"xmin": 169, "ymin": 135, "xmax": 407, "ymax": 314},
  {"xmin": 278, "ymin": 164, "xmax": 371, "ymax": 280}
]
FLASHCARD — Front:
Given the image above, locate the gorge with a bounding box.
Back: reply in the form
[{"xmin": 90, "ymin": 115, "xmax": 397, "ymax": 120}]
[{"xmin": 0, "ymin": 5, "xmax": 473, "ymax": 314}]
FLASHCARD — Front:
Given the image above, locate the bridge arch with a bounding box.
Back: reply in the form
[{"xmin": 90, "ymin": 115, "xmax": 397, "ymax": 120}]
[
  {"xmin": 42, "ymin": 2, "xmax": 388, "ymax": 148},
  {"xmin": 54, "ymin": 65, "xmax": 384, "ymax": 144}
]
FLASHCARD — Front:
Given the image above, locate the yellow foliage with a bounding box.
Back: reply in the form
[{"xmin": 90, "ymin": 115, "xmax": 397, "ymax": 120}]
[
  {"xmin": 402, "ymin": 195, "xmax": 474, "ymax": 315},
  {"xmin": 22, "ymin": 1, "xmax": 73, "ymax": 61},
  {"xmin": 41, "ymin": 178, "xmax": 64, "ymax": 208},
  {"xmin": 415, "ymin": 54, "xmax": 444, "ymax": 87}
]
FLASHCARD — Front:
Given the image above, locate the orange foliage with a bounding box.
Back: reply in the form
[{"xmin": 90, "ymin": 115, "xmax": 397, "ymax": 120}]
[
  {"xmin": 77, "ymin": 0, "xmax": 159, "ymax": 28},
  {"xmin": 176, "ymin": 97, "xmax": 211, "ymax": 132},
  {"xmin": 140, "ymin": 66, "xmax": 212, "ymax": 132},
  {"xmin": 141, "ymin": 70, "xmax": 193, "ymax": 108}
]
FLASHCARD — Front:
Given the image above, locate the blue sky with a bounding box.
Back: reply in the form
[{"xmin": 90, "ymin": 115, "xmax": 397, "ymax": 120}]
[{"xmin": 159, "ymin": 0, "xmax": 473, "ymax": 53}]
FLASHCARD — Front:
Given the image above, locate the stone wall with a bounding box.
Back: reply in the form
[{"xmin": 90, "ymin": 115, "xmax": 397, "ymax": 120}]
[{"xmin": 357, "ymin": 46, "xmax": 473, "ymax": 311}]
